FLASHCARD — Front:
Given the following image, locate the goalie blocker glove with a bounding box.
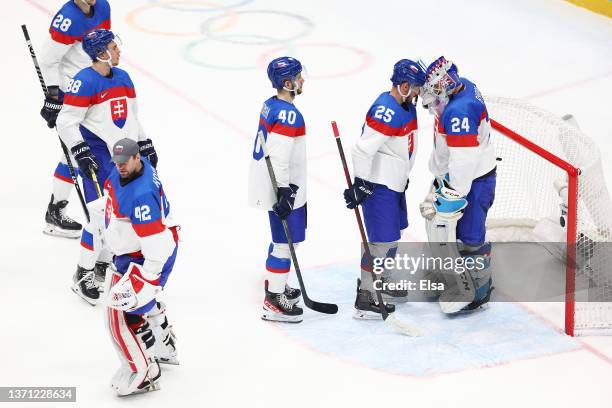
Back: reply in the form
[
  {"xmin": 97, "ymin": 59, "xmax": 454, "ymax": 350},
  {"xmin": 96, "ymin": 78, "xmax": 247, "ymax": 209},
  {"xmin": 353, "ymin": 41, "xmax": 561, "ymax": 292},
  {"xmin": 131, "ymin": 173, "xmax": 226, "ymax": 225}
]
[
  {"xmin": 344, "ymin": 177, "xmax": 374, "ymax": 209},
  {"xmin": 70, "ymin": 141, "xmax": 100, "ymax": 180},
  {"xmin": 138, "ymin": 139, "xmax": 158, "ymax": 168},
  {"xmin": 40, "ymin": 86, "xmax": 63, "ymax": 128},
  {"xmin": 273, "ymin": 184, "xmax": 299, "ymax": 220}
]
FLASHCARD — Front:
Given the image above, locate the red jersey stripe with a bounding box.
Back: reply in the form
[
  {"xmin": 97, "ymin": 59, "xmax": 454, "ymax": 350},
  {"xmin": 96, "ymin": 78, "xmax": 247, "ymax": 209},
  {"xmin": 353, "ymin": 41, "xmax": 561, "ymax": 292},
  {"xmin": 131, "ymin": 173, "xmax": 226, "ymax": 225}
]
[
  {"xmin": 49, "ymin": 19, "xmax": 111, "ymax": 45},
  {"xmin": 132, "ymin": 219, "xmax": 166, "ymax": 237},
  {"xmin": 63, "ymin": 86, "xmax": 136, "ymax": 108},
  {"xmin": 270, "ymin": 122, "xmax": 306, "ymax": 137},
  {"xmin": 447, "ymin": 134, "xmax": 479, "ymax": 147},
  {"xmin": 366, "ymin": 116, "xmax": 417, "ymax": 137}
]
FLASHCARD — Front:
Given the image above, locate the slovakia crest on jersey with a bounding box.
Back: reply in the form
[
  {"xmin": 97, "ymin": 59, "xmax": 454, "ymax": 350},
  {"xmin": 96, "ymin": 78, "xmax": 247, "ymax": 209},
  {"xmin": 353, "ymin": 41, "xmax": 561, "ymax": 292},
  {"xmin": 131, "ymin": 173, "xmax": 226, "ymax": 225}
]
[{"xmin": 110, "ymin": 98, "xmax": 128, "ymax": 128}]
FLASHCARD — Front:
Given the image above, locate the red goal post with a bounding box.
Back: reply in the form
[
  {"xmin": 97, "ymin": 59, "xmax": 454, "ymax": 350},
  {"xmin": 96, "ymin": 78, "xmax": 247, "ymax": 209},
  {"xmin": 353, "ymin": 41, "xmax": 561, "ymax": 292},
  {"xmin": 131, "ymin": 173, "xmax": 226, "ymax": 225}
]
[{"xmin": 484, "ymin": 96, "xmax": 612, "ymax": 336}]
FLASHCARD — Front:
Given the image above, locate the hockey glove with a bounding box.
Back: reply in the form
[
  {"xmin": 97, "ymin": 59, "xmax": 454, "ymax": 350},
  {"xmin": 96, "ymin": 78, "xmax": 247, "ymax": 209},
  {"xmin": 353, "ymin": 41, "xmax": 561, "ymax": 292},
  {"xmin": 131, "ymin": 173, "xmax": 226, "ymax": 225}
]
[
  {"xmin": 40, "ymin": 86, "xmax": 62, "ymax": 128},
  {"xmin": 70, "ymin": 141, "xmax": 100, "ymax": 180},
  {"xmin": 273, "ymin": 184, "xmax": 299, "ymax": 220},
  {"xmin": 138, "ymin": 139, "xmax": 158, "ymax": 168},
  {"xmin": 419, "ymin": 179, "xmax": 467, "ymax": 221},
  {"xmin": 344, "ymin": 177, "xmax": 374, "ymax": 209},
  {"xmin": 108, "ymin": 262, "xmax": 161, "ymax": 312}
]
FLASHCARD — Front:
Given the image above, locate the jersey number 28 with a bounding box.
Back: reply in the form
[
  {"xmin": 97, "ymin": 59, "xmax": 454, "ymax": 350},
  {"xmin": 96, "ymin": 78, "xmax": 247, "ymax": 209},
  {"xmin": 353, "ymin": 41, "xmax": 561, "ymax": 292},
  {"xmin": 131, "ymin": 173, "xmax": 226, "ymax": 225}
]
[{"xmin": 52, "ymin": 14, "xmax": 72, "ymax": 32}]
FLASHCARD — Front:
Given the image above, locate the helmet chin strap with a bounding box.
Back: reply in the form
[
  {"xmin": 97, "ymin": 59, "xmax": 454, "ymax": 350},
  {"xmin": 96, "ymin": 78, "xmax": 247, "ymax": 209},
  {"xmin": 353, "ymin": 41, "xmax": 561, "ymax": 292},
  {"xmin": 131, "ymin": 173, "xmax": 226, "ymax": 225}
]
[
  {"xmin": 283, "ymin": 79, "xmax": 298, "ymax": 96},
  {"xmin": 397, "ymin": 84, "xmax": 418, "ymax": 104},
  {"xmin": 96, "ymin": 49, "xmax": 113, "ymax": 69}
]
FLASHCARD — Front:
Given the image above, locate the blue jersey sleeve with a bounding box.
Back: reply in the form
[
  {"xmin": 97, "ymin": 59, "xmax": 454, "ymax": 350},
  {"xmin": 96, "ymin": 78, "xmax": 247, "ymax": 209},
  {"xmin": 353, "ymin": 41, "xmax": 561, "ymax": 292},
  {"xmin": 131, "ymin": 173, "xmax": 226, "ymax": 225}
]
[{"xmin": 130, "ymin": 193, "xmax": 166, "ymax": 237}]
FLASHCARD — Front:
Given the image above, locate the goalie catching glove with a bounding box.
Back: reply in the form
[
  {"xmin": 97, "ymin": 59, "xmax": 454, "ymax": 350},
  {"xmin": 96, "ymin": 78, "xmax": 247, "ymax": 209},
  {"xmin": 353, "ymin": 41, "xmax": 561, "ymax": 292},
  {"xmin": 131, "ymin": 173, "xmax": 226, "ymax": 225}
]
[
  {"xmin": 107, "ymin": 262, "xmax": 161, "ymax": 312},
  {"xmin": 420, "ymin": 178, "xmax": 468, "ymax": 221}
]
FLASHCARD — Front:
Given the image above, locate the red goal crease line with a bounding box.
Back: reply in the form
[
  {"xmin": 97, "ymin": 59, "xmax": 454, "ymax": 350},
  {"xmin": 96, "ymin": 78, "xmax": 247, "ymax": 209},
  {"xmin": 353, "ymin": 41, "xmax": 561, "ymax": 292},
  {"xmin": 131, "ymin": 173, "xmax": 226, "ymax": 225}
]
[{"xmin": 490, "ymin": 119, "xmax": 579, "ymax": 336}]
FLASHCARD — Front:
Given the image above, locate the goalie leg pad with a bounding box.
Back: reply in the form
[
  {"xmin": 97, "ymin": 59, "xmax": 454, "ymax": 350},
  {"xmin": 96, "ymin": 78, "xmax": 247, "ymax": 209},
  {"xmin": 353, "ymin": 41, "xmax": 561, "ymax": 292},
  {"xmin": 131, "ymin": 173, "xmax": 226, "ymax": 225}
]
[
  {"xmin": 459, "ymin": 242, "xmax": 493, "ymax": 310},
  {"xmin": 107, "ymin": 272, "xmax": 160, "ymax": 396},
  {"xmin": 146, "ymin": 301, "xmax": 178, "ymax": 365}
]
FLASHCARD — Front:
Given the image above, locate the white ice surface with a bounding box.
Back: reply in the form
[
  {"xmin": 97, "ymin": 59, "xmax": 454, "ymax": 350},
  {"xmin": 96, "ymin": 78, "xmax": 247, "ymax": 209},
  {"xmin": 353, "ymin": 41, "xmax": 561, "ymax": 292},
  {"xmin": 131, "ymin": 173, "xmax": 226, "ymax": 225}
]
[{"xmin": 2, "ymin": 0, "xmax": 612, "ymax": 407}]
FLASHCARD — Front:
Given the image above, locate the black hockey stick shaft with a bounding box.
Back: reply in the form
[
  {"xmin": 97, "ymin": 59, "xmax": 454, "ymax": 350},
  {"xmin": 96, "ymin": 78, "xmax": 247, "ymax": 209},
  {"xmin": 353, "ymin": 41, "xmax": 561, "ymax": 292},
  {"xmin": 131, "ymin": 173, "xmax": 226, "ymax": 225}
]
[
  {"xmin": 330, "ymin": 121, "xmax": 391, "ymax": 320},
  {"xmin": 21, "ymin": 24, "xmax": 91, "ymax": 222},
  {"xmin": 257, "ymin": 132, "xmax": 338, "ymax": 314}
]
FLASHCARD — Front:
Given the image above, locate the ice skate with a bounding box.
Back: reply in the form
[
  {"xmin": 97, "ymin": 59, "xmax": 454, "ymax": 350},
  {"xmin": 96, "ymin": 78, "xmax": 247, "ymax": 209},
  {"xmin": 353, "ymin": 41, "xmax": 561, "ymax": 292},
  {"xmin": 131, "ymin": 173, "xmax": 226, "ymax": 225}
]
[
  {"xmin": 43, "ymin": 194, "xmax": 81, "ymax": 239},
  {"xmin": 262, "ymin": 289, "xmax": 303, "ymax": 323},
  {"xmin": 71, "ymin": 265, "xmax": 99, "ymax": 306},
  {"xmin": 354, "ymin": 279, "xmax": 395, "ymax": 320}
]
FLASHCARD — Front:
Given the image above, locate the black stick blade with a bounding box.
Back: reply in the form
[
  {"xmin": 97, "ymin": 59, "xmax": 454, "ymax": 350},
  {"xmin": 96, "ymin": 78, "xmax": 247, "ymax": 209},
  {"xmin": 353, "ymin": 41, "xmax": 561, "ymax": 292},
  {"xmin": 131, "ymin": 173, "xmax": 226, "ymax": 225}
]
[{"xmin": 305, "ymin": 299, "xmax": 338, "ymax": 314}]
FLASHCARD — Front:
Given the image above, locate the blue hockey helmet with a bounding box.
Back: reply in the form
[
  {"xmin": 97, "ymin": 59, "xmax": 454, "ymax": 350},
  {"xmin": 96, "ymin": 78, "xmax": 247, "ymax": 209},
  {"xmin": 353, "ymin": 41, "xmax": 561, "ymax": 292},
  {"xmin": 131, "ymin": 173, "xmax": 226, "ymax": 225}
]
[
  {"xmin": 82, "ymin": 29, "xmax": 115, "ymax": 61},
  {"xmin": 424, "ymin": 56, "xmax": 461, "ymax": 97},
  {"xmin": 390, "ymin": 59, "xmax": 426, "ymax": 87},
  {"xmin": 267, "ymin": 57, "xmax": 303, "ymax": 89}
]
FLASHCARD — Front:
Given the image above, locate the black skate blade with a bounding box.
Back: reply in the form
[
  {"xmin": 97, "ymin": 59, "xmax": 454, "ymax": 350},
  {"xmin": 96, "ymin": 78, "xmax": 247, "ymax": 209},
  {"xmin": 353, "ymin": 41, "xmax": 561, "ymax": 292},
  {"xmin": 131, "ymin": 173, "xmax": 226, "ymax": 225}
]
[
  {"xmin": 43, "ymin": 224, "xmax": 80, "ymax": 239},
  {"xmin": 70, "ymin": 286, "xmax": 98, "ymax": 306},
  {"xmin": 305, "ymin": 299, "xmax": 338, "ymax": 314}
]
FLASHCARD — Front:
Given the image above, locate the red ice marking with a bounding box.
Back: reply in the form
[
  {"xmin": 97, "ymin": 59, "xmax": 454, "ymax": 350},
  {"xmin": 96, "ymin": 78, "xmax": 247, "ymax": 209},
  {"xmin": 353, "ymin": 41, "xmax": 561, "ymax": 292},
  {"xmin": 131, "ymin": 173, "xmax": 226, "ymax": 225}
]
[{"xmin": 257, "ymin": 43, "xmax": 372, "ymax": 79}]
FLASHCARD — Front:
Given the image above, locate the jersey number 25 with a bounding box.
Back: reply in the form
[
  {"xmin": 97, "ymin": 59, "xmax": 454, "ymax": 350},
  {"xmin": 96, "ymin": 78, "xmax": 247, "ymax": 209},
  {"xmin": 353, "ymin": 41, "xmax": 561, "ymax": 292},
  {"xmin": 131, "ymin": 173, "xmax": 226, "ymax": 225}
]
[{"xmin": 374, "ymin": 106, "xmax": 395, "ymax": 123}]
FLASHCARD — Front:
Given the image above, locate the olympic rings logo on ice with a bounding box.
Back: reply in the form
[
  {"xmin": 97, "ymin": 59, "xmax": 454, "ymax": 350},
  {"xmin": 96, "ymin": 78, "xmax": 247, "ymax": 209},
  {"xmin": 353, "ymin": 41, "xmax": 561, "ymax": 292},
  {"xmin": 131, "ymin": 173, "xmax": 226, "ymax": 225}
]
[
  {"xmin": 124, "ymin": 1, "xmax": 372, "ymax": 78},
  {"xmin": 198, "ymin": 10, "xmax": 314, "ymax": 45},
  {"xmin": 126, "ymin": 1, "xmax": 241, "ymax": 37},
  {"xmin": 146, "ymin": 0, "xmax": 254, "ymax": 13}
]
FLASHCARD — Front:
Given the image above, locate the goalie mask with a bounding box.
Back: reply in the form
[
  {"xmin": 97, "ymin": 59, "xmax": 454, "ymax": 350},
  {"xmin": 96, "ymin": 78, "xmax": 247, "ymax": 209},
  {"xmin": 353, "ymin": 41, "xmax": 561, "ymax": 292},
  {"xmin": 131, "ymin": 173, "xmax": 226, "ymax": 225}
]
[{"xmin": 422, "ymin": 56, "xmax": 461, "ymax": 115}]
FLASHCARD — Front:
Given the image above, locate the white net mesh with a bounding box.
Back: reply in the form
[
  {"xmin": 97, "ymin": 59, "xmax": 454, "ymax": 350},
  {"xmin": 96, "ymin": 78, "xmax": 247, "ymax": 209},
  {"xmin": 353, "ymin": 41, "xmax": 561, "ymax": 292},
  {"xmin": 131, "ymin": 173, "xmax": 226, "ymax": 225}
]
[{"xmin": 484, "ymin": 96, "xmax": 612, "ymax": 335}]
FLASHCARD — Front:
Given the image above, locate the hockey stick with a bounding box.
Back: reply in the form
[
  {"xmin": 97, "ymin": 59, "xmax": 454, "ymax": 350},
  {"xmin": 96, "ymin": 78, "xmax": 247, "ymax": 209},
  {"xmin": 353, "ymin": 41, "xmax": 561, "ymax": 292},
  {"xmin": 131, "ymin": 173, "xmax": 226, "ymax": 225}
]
[
  {"xmin": 331, "ymin": 121, "xmax": 420, "ymax": 336},
  {"xmin": 21, "ymin": 24, "xmax": 91, "ymax": 222},
  {"xmin": 257, "ymin": 131, "xmax": 338, "ymax": 315}
]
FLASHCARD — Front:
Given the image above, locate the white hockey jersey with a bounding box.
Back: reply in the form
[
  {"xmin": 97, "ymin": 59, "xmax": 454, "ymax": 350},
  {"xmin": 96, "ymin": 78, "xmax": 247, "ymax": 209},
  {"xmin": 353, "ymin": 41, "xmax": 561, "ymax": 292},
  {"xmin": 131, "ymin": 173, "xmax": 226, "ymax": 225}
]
[
  {"xmin": 40, "ymin": 0, "xmax": 111, "ymax": 92},
  {"xmin": 429, "ymin": 78, "xmax": 497, "ymax": 196},
  {"xmin": 56, "ymin": 66, "xmax": 147, "ymax": 150},
  {"xmin": 352, "ymin": 92, "xmax": 418, "ymax": 192},
  {"xmin": 248, "ymin": 96, "xmax": 307, "ymax": 211}
]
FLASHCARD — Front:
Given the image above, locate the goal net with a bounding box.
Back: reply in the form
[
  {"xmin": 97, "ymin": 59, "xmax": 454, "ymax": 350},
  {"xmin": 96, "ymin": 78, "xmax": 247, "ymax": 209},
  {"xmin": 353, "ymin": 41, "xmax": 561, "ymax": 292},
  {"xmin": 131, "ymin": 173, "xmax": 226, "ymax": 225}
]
[{"xmin": 484, "ymin": 96, "xmax": 612, "ymax": 336}]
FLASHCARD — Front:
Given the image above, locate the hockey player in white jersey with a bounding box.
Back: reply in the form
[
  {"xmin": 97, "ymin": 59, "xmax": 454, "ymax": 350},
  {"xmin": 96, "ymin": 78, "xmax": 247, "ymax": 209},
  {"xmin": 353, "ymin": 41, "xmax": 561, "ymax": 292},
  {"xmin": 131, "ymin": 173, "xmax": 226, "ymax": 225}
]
[
  {"xmin": 103, "ymin": 138, "xmax": 179, "ymax": 396},
  {"xmin": 56, "ymin": 29, "xmax": 159, "ymax": 304},
  {"xmin": 249, "ymin": 57, "xmax": 306, "ymax": 323},
  {"xmin": 419, "ymin": 56, "xmax": 497, "ymax": 313},
  {"xmin": 39, "ymin": 0, "xmax": 111, "ymax": 239},
  {"xmin": 343, "ymin": 59, "xmax": 426, "ymax": 319}
]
